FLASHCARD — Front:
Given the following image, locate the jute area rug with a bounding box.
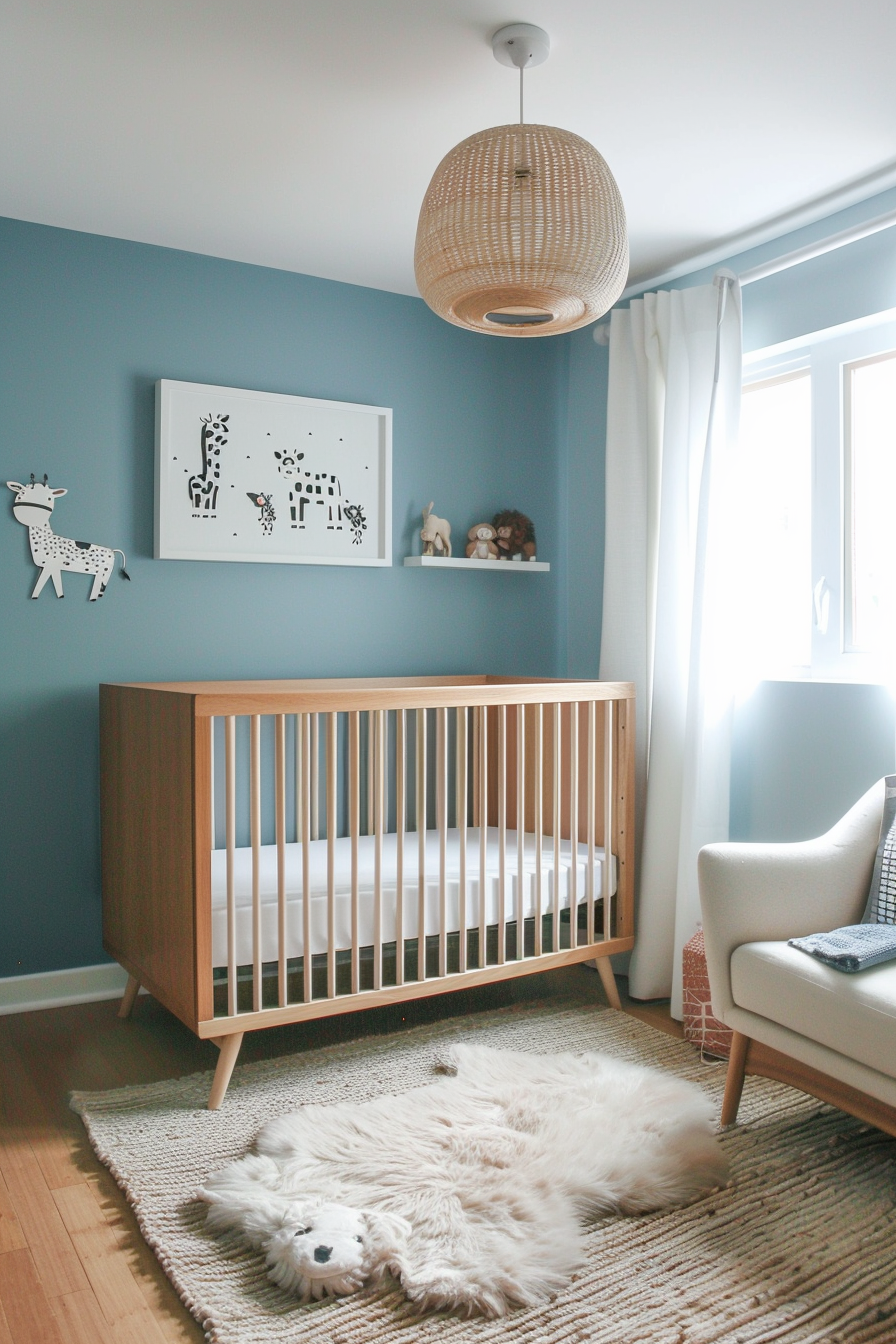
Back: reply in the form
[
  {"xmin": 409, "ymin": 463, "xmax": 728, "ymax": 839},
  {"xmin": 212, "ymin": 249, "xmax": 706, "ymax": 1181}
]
[{"xmin": 72, "ymin": 1002, "xmax": 896, "ymax": 1344}]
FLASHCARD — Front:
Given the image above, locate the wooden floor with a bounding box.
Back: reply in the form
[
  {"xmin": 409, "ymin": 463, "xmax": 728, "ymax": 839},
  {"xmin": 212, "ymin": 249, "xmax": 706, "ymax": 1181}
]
[{"xmin": 0, "ymin": 966, "xmax": 680, "ymax": 1344}]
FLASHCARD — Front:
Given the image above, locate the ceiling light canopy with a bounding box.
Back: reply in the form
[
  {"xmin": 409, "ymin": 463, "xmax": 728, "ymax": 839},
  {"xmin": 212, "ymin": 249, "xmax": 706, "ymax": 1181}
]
[{"xmin": 414, "ymin": 24, "xmax": 629, "ymax": 338}]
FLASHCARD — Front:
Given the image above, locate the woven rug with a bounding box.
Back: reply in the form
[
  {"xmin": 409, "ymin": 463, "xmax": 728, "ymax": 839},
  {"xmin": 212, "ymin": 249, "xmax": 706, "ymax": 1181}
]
[{"xmin": 72, "ymin": 1002, "xmax": 896, "ymax": 1343}]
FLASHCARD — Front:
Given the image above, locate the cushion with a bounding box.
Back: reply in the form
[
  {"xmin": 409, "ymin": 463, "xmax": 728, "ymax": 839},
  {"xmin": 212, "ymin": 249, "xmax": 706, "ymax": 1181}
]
[
  {"xmin": 863, "ymin": 774, "xmax": 896, "ymax": 924},
  {"xmin": 730, "ymin": 940, "xmax": 896, "ymax": 1079}
]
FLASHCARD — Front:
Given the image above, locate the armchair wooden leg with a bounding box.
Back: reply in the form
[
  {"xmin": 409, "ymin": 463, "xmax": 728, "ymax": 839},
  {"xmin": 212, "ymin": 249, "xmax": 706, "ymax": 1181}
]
[
  {"xmin": 208, "ymin": 1033, "xmax": 244, "ymax": 1110},
  {"xmin": 721, "ymin": 1030, "xmax": 750, "ymax": 1127},
  {"xmin": 118, "ymin": 974, "xmax": 141, "ymax": 1019},
  {"xmin": 594, "ymin": 956, "xmax": 622, "ymax": 1010}
]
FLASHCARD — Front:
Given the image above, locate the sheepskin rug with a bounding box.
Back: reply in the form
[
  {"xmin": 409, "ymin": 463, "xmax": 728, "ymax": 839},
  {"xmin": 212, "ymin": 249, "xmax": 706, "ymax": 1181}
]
[{"xmin": 198, "ymin": 1044, "xmax": 727, "ymax": 1317}]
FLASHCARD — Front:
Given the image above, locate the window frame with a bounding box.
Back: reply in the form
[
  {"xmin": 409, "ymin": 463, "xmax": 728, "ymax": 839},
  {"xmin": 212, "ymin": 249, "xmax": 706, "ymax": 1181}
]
[{"xmin": 743, "ymin": 309, "xmax": 896, "ymax": 685}]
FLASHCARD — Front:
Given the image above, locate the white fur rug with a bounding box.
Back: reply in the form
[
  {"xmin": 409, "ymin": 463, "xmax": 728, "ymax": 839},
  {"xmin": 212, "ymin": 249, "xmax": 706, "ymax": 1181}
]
[
  {"xmin": 71, "ymin": 1002, "xmax": 896, "ymax": 1344},
  {"xmin": 198, "ymin": 1044, "xmax": 727, "ymax": 1316}
]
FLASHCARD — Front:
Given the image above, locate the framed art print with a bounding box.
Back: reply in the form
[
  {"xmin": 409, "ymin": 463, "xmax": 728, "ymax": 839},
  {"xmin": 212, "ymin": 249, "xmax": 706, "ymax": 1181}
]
[{"xmin": 154, "ymin": 380, "xmax": 392, "ymax": 566}]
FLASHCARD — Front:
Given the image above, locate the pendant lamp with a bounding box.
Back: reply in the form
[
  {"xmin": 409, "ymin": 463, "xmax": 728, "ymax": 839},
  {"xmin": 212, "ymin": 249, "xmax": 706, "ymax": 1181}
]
[{"xmin": 414, "ymin": 23, "xmax": 629, "ymax": 337}]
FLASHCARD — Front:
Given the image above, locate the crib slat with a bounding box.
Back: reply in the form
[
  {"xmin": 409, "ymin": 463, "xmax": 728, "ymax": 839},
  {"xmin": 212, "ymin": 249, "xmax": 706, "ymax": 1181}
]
[
  {"xmin": 275, "ymin": 714, "xmax": 287, "ymax": 1007},
  {"xmin": 437, "ymin": 706, "xmax": 447, "ymax": 978},
  {"xmin": 225, "ymin": 715, "xmax": 237, "ymax": 1017},
  {"xmin": 587, "ymin": 701, "xmax": 596, "ymax": 946},
  {"xmin": 553, "ymin": 703, "xmax": 561, "ymax": 953},
  {"xmin": 396, "ymin": 709, "xmax": 405, "ymax": 986},
  {"xmin": 570, "ymin": 702, "xmax": 578, "ymax": 950},
  {"xmin": 349, "ymin": 711, "xmax": 360, "ymax": 995},
  {"xmin": 472, "ymin": 705, "xmax": 480, "ymax": 827},
  {"xmin": 534, "ymin": 702, "xmax": 543, "ymax": 957},
  {"xmin": 497, "ymin": 704, "xmax": 506, "ymax": 966},
  {"xmin": 294, "ymin": 715, "xmax": 302, "ymax": 842},
  {"xmin": 250, "ymin": 714, "xmax": 262, "ymax": 1013},
  {"xmin": 210, "ymin": 718, "xmax": 216, "ymax": 845},
  {"xmin": 301, "ymin": 713, "xmax": 312, "ymax": 1004},
  {"xmin": 327, "ymin": 712, "xmax": 337, "ymax": 999},
  {"xmin": 516, "ymin": 703, "xmax": 525, "ymax": 962},
  {"xmin": 603, "ymin": 700, "xmax": 614, "ymax": 941},
  {"xmin": 311, "ymin": 713, "xmax": 320, "ymax": 842},
  {"xmin": 374, "ymin": 709, "xmax": 384, "ymax": 991},
  {"xmin": 416, "ymin": 707, "xmax": 426, "ymax": 980},
  {"xmin": 456, "ymin": 706, "xmax": 467, "ymax": 975},
  {"xmin": 478, "ymin": 705, "xmax": 487, "ymax": 968}
]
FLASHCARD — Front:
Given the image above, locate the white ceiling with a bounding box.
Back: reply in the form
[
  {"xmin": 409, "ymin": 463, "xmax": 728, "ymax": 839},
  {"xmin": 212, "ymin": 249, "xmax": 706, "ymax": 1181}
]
[{"xmin": 3, "ymin": 0, "xmax": 896, "ymax": 298}]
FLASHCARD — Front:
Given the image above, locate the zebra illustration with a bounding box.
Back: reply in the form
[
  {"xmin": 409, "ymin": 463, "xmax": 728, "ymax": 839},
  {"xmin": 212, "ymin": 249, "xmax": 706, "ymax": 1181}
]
[
  {"xmin": 247, "ymin": 492, "xmax": 276, "ymax": 535},
  {"xmin": 188, "ymin": 413, "xmax": 229, "ymax": 513}
]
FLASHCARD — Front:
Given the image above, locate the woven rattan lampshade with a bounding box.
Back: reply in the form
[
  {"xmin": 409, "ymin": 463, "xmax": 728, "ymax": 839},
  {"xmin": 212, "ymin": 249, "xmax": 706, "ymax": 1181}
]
[{"xmin": 415, "ymin": 121, "xmax": 629, "ymax": 337}]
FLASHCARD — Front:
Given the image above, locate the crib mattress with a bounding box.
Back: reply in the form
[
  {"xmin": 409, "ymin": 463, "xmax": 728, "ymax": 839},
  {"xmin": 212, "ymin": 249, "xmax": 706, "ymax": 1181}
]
[{"xmin": 210, "ymin": 827, "xmax": 615, "ymax": 964}]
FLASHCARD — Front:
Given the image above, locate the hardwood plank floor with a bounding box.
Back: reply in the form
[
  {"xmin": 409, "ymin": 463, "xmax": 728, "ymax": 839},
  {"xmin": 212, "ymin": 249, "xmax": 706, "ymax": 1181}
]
[{"xmin": 0, "ymin": 966, "xmax": 679, "ymax": 1342}]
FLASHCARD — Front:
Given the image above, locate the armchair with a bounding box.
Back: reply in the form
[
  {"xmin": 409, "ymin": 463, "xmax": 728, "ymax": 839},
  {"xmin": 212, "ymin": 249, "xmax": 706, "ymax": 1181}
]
[{"xmin": 699, "ymin": 778, "xmax": 896, "ymax": 1135}]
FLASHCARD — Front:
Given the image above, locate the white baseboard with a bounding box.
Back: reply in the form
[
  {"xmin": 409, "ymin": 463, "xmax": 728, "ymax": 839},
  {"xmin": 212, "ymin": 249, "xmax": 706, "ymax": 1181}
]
[{"xmin": 0, "ymin": 963, "xmax": 145, "ymax": 1016}]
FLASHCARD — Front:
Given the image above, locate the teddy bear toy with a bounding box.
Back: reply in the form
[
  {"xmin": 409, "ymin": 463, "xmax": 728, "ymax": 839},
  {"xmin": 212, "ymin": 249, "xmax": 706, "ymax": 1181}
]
[
  {"xmin": 493, "ymin": 509, "xmax": 536, "ymax": 561},
  {"xmin": 466, "ymin": 523, "xmax": 498, "ymax": 559}
]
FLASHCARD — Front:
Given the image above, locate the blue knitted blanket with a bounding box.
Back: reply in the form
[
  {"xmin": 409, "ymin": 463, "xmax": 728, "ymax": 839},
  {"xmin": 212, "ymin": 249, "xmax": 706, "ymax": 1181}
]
[{"xmin": 789, "ymin": 923, "xmax": 896, "ymax": 973}]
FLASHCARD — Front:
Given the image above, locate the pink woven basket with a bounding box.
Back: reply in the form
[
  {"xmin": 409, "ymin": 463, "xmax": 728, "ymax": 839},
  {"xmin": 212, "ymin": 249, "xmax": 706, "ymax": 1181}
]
[{"xmin": 682, "ymin": 929, "xmax": 733, "ymax": 1059}]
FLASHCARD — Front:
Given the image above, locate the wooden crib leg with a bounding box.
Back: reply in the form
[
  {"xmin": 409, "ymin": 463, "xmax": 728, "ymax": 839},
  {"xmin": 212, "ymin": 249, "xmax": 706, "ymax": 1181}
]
[
  {"xmin": 208, "ymin": 1033, "xmax": 245, "ymax": 1110},
  {"xmin": 118, "ymin": 974, "xmax": 141, "ymax": 1019},
  {"xmin": 721, "ymin": 1031, "xmax": 749, "ymax": 1127},
  {"xmin": 593, "ymin": 956, "xmax": 622, "ymax": 1010}
]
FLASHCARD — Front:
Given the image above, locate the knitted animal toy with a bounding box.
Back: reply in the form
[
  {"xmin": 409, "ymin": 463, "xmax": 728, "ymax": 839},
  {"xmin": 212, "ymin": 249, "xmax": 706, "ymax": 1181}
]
[{"xmin": 420, "ymin": 502, "xmax": 451, "ymax": 556}]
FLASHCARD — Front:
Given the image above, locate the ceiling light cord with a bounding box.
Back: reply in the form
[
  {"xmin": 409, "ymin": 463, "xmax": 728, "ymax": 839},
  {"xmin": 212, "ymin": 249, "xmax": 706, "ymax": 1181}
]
[{"xmin": 520, "ymin": 66, "xmax": 524, "ymax": 125}]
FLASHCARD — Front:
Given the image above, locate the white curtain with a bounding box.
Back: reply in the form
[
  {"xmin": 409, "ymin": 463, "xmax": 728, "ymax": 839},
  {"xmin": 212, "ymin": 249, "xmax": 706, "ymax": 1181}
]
[{"xmin": 599, "ymin": 275, "xmax": 743, "ymax": 1017}]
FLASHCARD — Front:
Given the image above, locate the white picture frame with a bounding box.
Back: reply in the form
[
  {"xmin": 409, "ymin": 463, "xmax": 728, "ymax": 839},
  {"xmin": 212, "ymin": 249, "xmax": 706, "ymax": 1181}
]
[{"xmin": 154, "ymin": 379, "xmax": 392, "ymax": 566}]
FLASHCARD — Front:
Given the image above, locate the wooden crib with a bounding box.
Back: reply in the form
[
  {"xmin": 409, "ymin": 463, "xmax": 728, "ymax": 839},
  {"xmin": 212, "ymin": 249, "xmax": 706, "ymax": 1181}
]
[{"xmin": 100, "ymin": 675, "xmax": 635, "ymax": 1107}]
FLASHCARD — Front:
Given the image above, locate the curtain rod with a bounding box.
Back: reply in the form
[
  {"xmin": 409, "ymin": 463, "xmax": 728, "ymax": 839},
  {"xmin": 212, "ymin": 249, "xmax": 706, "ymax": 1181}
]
[
  {"xmin": 594, "ymin": 205, "xmax": 896, "ymax": 343},
  {"xmin": 737, "ymin": 206, "xmax": 896, "ymax": 285}
]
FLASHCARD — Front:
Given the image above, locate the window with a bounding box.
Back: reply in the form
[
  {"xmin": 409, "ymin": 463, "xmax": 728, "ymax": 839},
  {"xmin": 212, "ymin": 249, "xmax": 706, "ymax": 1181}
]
[
  {"xmin": 845, "ymin": 351, "xmax": 896, "ymax": 657},
  {"xmin": 739, "ymin": 311, "xmax": 896, "ymax": 682}
]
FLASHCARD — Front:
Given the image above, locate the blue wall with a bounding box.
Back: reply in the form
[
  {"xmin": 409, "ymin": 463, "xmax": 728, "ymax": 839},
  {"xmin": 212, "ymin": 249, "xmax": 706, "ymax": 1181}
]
[
  {"xmin": 0, "ymin": 217, "xmax": 565, "ymax": 978},
  {"xmin": 563, "ymin": 188, "xmax": 896, "ymax": 840},
  {"xmin": 8, "ymin": 184, "xmax": 896, "ymax": 981}
]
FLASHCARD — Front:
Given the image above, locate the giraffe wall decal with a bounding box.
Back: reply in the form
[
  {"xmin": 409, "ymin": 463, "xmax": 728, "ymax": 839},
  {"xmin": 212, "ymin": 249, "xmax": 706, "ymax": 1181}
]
[
  {"xmin": 188, "ymin": 413, "xmax": 229, "ymax": 514},
  {"xmin": 7, "ymin": 474, "xmax": 131, "ymax": 600}
]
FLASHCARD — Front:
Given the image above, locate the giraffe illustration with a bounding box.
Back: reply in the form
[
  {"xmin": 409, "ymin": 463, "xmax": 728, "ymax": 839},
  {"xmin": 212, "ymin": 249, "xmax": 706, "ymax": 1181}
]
[
  {"xmin": 247, "ymin": 492, "xmax": 276, "ymax": 535},
  {"xmin": 188, "ymin": 413, "xmax": 229, "ymax": 513}
]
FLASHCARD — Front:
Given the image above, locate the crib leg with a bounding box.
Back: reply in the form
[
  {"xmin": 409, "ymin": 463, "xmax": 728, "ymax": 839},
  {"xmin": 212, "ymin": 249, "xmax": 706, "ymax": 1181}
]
[
  {"xmin": 208, "ymin": 1033, "xmax": 244, "ymax": 1110},
  {"xmin": 118, "ymin": 974, "xmax": 141, "ymax": 1019},
  {"xmin": 593, "ymin": 956, "xmax": 622, "ymax": 1010}
]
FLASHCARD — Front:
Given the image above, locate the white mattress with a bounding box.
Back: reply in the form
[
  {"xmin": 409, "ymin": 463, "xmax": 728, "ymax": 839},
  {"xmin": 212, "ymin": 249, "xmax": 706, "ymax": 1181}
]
[{"xmin": 210, "ymin": 827, "xmax": 615, "ymax": 964}]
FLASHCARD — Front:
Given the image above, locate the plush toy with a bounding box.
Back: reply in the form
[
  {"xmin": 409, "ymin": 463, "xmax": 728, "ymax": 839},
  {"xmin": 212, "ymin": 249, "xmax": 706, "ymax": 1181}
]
[
  {"xmin": 420, "ymin": 502, "xmax": 451, "ymax": 557},
  {"xmin": 465, "ymin": 523, "xmax": 498, "ymax": 559},
  {"xmin": 493, "ymin": 509, "xmax": 536, "ymax": 561}
]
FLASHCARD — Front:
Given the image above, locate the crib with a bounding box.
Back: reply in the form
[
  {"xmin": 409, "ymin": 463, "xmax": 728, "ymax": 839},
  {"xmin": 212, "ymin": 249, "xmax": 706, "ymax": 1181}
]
[{"xmin": 100, "ymin": 676, "xmax": 635, "ymax": 1107}]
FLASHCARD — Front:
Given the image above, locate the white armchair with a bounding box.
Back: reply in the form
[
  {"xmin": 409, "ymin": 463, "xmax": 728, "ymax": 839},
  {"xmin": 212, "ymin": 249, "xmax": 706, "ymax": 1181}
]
[{"xmin": 699, "ymin": 778, "xmax": 896, "ymax": 1135}]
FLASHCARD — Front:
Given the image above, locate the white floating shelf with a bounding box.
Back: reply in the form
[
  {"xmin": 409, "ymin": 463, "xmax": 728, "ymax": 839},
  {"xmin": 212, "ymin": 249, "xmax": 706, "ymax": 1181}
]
[{"xmin": 404, "ymin": 556, "xmax": 550, "ymax": 572}]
